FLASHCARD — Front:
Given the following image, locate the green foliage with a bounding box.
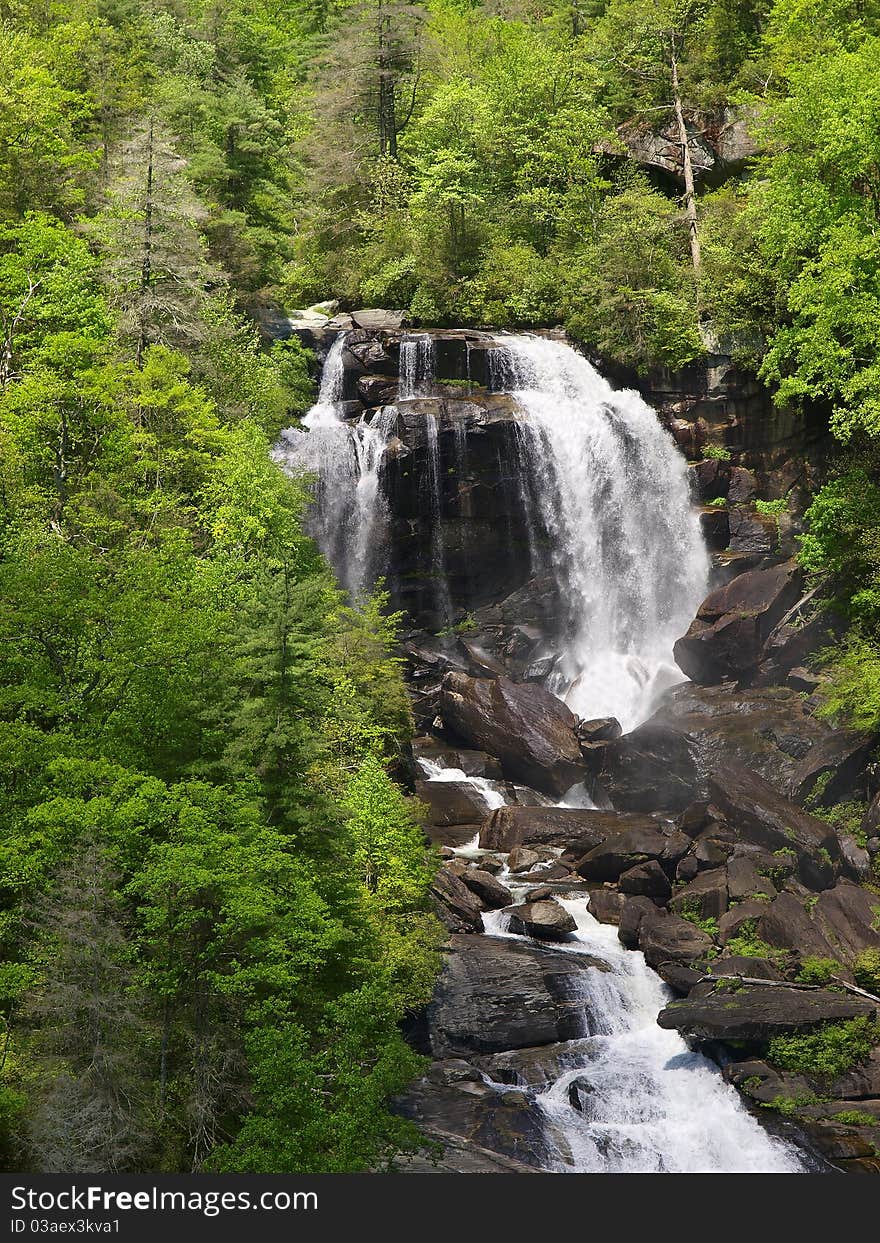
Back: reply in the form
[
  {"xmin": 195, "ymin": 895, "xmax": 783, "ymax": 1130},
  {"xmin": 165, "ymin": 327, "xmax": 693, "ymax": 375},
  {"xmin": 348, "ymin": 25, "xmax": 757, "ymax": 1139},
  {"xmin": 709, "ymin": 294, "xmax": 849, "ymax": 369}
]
[
  {"xmin": 812, "ymin": 639, "xmax": 880, "ymax": 733},
  {"xmin": 755, "ymin": 498, "xmax": 788, "ymax": 516},
  {"xmin": 796, "ymin": 957, "xmax": 840, "ymax": 985},
  {"xmin": 833, "ymin": 1109, "xmax": 878, "ymax": 1126},
  {"xmin": 724, "ymin": 919, "xmax": 786, "ymax": 963},
  {"xmin": 766, "ymin": 1018, "xmax": 880, "ymax": 1079},
  {"xmin": 678, "ymin": 899, "xmax": 720, "ymax": 939},
  {"xmin": 852, "ymin": 949, "xmax": 880, "ymax": 996},
  {"xmin": 702, "ymin": 443, "xmax": 732, "ymax": 460}
]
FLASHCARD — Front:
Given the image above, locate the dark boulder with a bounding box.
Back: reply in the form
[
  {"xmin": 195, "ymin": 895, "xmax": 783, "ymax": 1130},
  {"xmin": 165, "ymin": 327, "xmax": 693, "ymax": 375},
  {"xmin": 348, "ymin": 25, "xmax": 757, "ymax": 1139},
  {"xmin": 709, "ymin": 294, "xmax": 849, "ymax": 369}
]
[
  {"xmin": 727, "ymin": 466, "xmax": 757, "ymax": 504},
  {"xmin": 479, "ymin": 806, "xmax": 643, "ymax": 854},
  {"xmin": 708, "ymin": 763, "xmax": 842, "ymax": 889},
  {"xmin": 728, "ymin": 508, "xmax": 777, "ymax": 554},
  {"xmin": 639, "ymin": 911, "xmax": 715, "ymax": 969},
  {"xmin": 460, "ymin": 868, "xmax": 513, "ymax": 910},
  {"xmin": 669, "ymin": 868, "xmax": 729, "ymax": 921},
  {"xmin": 619, "ymin": 860, "xmax": 672, "ymax": 901},
  {"xmin": 810, "ymin": 882, "xmax": 880, "ymax": 961},
  {"xmin": 788, "ymin": 729, "xmax": 876, "ymax": 808},
  {"xmin": 574, "ymin": 826, "xmax": 689, "ymax": 882},
  {"xmin": 577, "ymin": 717, "xmax": 623, "ymax": 744},
  {"xmin": 673, "ymin": 560, "xmax": 803, "ymax": 684},
  {"xmin": 753, "ymin": 892, "xmax": 838, "ymax": 961},
  {"xmin": 415, "ymin": 778, "xmax": 493, "ymax": 828},
  {"xmin": 597, "ymin": 681, "xmax": 838, "ymax": 814},
  {"xmin": 431, "ymin": 868, "xmax": 484, "ymax": 933},
  {"xmin": 587, "ymin": 888, "xmax": 624, "ymax": 925},
  {"xmin": 617, "ymin": 896, "xmax": 661, "ymax": 949},
  {"xmin": 658, "ymin": 983, "xmax": 878, "ymax": 1043},
  {"xmin": 440, "ymin": 672, "xmax": 587, "ymax": 797},
  {"xmin": 427, "ymin": 935, "xmax": 609, "ymax": 1055},
  {"xmin": 726, "ymin": 853, "xmax": 777, "ymax": 903},
  {"xmin": 505, "ymin": 900, "xmax": 578, "ymax": 942},
  {"xmin": 707, "ymin": 955, "xmax": 784, "ymax": 981}
]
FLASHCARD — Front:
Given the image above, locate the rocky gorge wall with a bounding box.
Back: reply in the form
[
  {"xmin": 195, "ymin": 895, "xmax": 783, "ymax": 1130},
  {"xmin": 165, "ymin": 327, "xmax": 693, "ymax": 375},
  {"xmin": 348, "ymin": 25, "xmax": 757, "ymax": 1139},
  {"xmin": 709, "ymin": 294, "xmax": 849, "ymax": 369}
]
[{"xmin": 275, "ymin": 311, "xmax": 880, "ymax": 1174}]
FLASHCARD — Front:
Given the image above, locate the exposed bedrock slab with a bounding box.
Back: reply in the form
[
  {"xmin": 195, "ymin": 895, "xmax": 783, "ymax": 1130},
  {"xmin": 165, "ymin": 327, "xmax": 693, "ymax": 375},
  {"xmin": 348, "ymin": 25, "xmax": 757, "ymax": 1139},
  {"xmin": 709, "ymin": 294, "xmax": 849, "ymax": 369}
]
[
  {"xmin": 597, "ymin": 681, "xmax": 870, "ymax": 815},
  {"xmin": 658, "ymin": 983, "xmax": 878, "ymax": 1044},
  {"xmin": 426, "ymin": 934, "xmax": 610, "ymax": 1057}
]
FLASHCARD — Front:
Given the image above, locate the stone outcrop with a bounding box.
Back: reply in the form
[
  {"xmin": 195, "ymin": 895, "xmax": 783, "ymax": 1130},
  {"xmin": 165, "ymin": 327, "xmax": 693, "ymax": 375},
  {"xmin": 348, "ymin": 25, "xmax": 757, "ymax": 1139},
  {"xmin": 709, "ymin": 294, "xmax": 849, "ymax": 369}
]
[
  {"xmin": 673, "ymin": 560, "xmax": 804, "ymax": 684},
  {"xmin": 427, "ymin": 935, "xmax": 610, "ymax": 1056},
  {"xmin": 596, "ymin": 681, "xmax": 869, "ymax": 814},
  {"xmin": 439, "ymin": 672, "xmax": 587, "ymax": 797},
  {"xmin": 658, "ymin": 983, "xmax": 878, "ymax": 1043}
]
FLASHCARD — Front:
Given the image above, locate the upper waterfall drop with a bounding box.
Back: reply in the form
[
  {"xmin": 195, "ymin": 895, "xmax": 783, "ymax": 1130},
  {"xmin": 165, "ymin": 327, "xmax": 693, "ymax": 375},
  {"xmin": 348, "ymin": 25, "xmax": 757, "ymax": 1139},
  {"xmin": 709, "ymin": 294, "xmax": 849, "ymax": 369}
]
[
  {"xmin": 493, "ymin": 335, "xmax": 710, "ymax": 732},
  {"xmin": 272, "ymin": 333, "xmax": 393, "ymax": 598}
]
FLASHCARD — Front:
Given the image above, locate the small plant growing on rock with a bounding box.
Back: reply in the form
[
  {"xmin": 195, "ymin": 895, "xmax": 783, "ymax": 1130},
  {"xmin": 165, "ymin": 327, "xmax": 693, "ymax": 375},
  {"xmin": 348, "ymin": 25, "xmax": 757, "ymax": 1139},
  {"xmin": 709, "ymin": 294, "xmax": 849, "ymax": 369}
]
[
  {"xmin": 678, "ymin": 898, "xmax": 719, "ymax": 939},
  {"xmin": 852, "ymin": 949, "xmax": 880, "ymax": 995},
  {"xmin": 724, "ymin": 919, "xmax": 785, "ymax": 965},
  {"xmin": 766, "ymin": 1018, "xmax": 880, "ymax": 1079},
  {"xmin": 702, "ymin": 443, "xmax": 731, "ymax": 460},
  {"xmin": 796, "ymin": 956, "xmax": 840, "ymax": 985},
  {"xmin": 755, "ymin": 498, "xmax": 789, "ymax": 516},
  {"xmin": 832, "ymin": 1109, "xmax": 877, "ymax": 1126}
]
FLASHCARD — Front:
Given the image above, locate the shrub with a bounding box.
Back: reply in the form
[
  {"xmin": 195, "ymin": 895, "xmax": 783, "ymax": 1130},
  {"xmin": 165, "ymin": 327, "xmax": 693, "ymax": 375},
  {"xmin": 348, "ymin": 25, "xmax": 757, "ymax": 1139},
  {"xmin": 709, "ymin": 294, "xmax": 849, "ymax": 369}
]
[
  {"xmin": 766, "ymin": 1018, "xmax": 880, "ymax": 1079},
  {"xmin": 796, "ymin": 956, "xmax": 840, "ymax": 985},
  {"xmin": 702, "ymin": 443, "xmax": 731, "ymax": 460},
  {"xmin": 755, "ymin": 498, "xmax": 788, "ymax": 516},
  {"xmin": 852, "ymin": 949, "xmax": 880, "ymax": 996},
  {"xmin": 724, "ymin": 919, "xmax": 785, "ymax": 964}
]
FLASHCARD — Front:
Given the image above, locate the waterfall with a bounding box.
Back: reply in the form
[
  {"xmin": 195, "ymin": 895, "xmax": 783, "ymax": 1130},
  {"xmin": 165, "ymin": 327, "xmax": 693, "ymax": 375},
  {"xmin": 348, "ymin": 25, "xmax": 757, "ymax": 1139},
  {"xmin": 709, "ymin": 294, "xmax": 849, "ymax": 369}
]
[
  {"xmin": 492, "ymin": 334, "xmax": 710, "ymax": 732},
  {"xmin": 272, "ymin": 334, "xmax": 393, "ymax": 597},
  {"xmin": 277, "ymin": 328, "xmax": 808, "ymax": 1174},
  {"xmin": 482, "ymin": 898, "xmax": 807, "ymax": 1173},
  {"xmin": 400, "ymin": 334, "xmax": 435, "ymax": 399}
]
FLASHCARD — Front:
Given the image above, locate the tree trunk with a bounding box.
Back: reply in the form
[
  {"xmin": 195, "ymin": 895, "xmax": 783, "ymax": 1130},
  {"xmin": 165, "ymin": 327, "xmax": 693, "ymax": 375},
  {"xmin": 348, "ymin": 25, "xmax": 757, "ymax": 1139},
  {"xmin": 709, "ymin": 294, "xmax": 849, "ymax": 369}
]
[
  {"xmin": 670, "ymin": 39, "xmax": 701, "ymax": 284},
  {"xmin": 136, "ymin": 119, "xmax": 155, "ymax": 369}
]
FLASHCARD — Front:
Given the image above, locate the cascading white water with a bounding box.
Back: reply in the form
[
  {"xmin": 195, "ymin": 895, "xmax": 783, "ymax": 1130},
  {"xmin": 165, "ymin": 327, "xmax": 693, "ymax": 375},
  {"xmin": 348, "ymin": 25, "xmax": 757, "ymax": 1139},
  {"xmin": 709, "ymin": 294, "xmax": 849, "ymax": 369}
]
[
  {"xmin": 482, "ymin": 896, "xmax": 805, "ymax": 1173},
  {"xmin": 273, "ymin": 334, "xmax": 393, "ymax": 597},
  {"xmin": 400, "ymin": 335, "xmax": 435, "ymax": 398},
  {"xmin": 492, "ymin": 335, "xmax": 710, "ymax": 732}
]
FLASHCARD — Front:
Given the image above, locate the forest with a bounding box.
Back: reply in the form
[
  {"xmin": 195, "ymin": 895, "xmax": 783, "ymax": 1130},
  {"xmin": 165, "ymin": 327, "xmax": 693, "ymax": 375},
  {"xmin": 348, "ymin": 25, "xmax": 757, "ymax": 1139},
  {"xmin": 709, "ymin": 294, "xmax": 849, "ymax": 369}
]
[{"xmin": 2, "ymin": 0, "xmax": 880, "ymax": 1174}]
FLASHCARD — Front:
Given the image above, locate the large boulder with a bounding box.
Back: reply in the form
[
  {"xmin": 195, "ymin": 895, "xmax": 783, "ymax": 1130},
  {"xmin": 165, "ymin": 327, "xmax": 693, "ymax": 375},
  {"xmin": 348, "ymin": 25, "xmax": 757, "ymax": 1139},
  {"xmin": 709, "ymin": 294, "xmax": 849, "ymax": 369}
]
[
  {"xmin": 810, "ymin": 882, "xmax": 880, "ymax": 961},
  {"xmin": 427, "ymin": 935, "xmax": 610, "ymax": 1055},
  {"xmin": 430, "ymin": 868, "xmax": 484, "ymax": 933},
  {"xmin": 505, "ymin": 900, "xmax": 578, "ymax": 942},
  {"xmin": 415, "ymin": 778, "xmax": 493, "ymax": 828},
  {"xmin": 673, "ymin": 560, "xmax": 803, "ymax": 684},
  {"xmin": 573, "ymin": 826, "xmax": 690, "ymax": 882},
  {"xmin": 708, "ymin": 763, "xmax": 842, "ymax": 890},
  {"xmin": 459, "ymin": 868, "xmax": 513, "ymax": 910},
  {"xmin": 596, "ymin": 681, "xmax": 837, "ymax": 814},
  {"xmin": 439, "ymin": 672, "xmax": 587, "ymax": 797},
  {"xmin": 749, "ymin": 892, "xmax": 837, "ymax": 961},
  {"xmin": 479, "ymin": 806, "xmax": 660, "ymax": 854},
  {"xmin": 668, "ymin": 868, "xmax": 729, "ymax": 921},
  {"xmin": 638, "ymin": 910, "xmax": 716, "ymax": 971},
  {"xmin": 658, "ymin": 983, "xmax": 878, "ymax": 1043}
]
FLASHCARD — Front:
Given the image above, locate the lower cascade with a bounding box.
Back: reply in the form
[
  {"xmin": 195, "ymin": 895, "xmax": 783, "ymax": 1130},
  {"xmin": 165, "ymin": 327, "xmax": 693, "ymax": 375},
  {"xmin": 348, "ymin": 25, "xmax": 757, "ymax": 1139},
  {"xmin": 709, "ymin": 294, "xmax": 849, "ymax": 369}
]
[{"xmin": 279, "ymin": 328, "xmax": 809, "ymax": 1173}]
